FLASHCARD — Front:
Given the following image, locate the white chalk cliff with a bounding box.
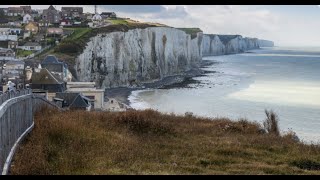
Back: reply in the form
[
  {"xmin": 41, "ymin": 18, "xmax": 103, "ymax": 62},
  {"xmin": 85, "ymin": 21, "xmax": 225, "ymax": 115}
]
[
  {"xmin": 75, "ymin": 27, "xmax": 203, "ymax": 88},
  {"xmin": 201, "ymin": 34, "xmax": 261, "ymax": 56},
  {"xmin": 75, "ymin": 27, "xmax": 273, "ymax": 89},
  {"xmin": 258, "ymin": 39, "xmax": 275, "ymax": 47}
]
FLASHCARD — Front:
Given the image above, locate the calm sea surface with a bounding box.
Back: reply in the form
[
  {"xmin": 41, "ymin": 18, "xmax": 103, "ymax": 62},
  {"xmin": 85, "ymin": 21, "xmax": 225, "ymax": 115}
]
[{"xmin": 129, "ymin": 47, "xmax": 320, "ymax": 143}]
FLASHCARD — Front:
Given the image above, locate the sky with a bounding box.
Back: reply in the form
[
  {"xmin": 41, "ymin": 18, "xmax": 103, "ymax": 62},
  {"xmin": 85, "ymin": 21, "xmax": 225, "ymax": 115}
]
[{"xmin": 1, "ymin": 5, "xmax": 320, "ymax": 47}]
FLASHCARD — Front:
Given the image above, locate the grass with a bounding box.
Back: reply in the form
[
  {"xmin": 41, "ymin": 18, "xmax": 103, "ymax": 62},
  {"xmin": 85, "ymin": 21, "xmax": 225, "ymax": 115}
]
[
  {"xmin": 10, "ymin": 107, "xmax": 320, "ymax": 175},
  {"xmin": 109, "ymin": 19, "xmax": 129, "ymax": 25},
  {"xmin": 62, "ymin": 28, "xmax": 92, "ymax": 41},
  {"xmin": 176, "ymin": 28, "xmax": 203, "ymax": 39},
  {"xmin": 16, "ymin": 49, "xmax": 33, "ymax": 57}
]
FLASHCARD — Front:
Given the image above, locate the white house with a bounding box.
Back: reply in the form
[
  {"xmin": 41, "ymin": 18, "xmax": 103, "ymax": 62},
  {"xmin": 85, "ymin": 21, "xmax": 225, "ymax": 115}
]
[
  {"xmin": 23, "ymin": 31, "xmax": 31, "ymax": 39},
  {"xmin": 9, "ymin": 28, "xmax": 22, "ymax": 35},
  {"xmin": 0, "ymin": 48, "xmax": 15, "ymax": 60},
  {"xmin": 3, "ymin": 60, "xmax": 25, "ymax": 80},
  {"xmin": 0, "ymin": 28, "xmax": 10, "ymax": 35},
  {"xmin": 19, "ymin": 42, "xmax": 42, "ymax": 51},
  {"xmin": 92, "ymin": 14, "xmax": 102, "ymax": 21},
  {"xmin": 23, "ymin": 14, "xmax": 34, "ymax": 24},
  {"xmin": 0, "ymin": 34, "xmax": 18, "ymax": 41}
]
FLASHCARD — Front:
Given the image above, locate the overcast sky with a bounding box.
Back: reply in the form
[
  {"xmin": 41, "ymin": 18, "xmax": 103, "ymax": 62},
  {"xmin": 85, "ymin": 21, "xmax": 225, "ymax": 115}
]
[{"xmin": 1, "ymin": 5, "xmax": 320, "ymax": 47}]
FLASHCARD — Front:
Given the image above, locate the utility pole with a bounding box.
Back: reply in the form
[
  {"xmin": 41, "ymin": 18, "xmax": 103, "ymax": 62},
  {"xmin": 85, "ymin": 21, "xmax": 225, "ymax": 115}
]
[{"xmin": 94, "ymin": 5, "xmax": 97, "ymax": 14}]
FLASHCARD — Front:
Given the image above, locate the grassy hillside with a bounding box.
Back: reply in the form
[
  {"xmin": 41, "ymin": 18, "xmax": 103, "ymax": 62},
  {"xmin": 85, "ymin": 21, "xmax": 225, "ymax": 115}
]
[{"xmin": 10, "ymin": 107, "xmax": 320, "ymax": 175}]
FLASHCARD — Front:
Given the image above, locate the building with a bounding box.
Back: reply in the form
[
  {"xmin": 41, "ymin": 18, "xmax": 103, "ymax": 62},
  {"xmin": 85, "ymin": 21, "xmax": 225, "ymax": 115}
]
[
  {"xmin": 23, "ymin": 31, "xmax": 31, "ymax": 39},
  {"xmin": 9, "ymin": 28, "xmax": 22, "ymax": 35},
  {"xmin": 3, "ymin": 60, "xmax": 25, "ymax": 80},
  {"xmin": 23, "ymin": 14, "xmax": 34, "ymax": 24},
  {"xmin": 66, "ymin": 82, "xmax": 105, "ymax": 110},
  {"xmin": 7, "ymin": 7, "xmax": 24, "ymax": 16},
  {"xmin": 0, "ymin": 8, "xmax": 8, "ymax": 16},
  {"xmin": 38, "ymin": 19, "xmax": 49, "ymax": 27},
  {"xmin": 54, "ymin": 92, "xmax": 92, "ymax": 111},
  {"xmin": 61, "ymin": 7, "xmax": 83, "ymax": 19},
  {"xmin": 24, "ymin": 22, "xmax": 39, "ymax": 34},
  {"xmin": 0, "ymin": 18, "xmax": 9, "ymax": 26},
  {"xmin": 100, "ymin": 12, "xmax": 116, "ymax": 19},
  {"xmin": 31, "ymin": 68, "xmax": 66, "ymax": 97},
  {"xmin": 42, "ymin": 5, "xmax": 61, "ymax": 24},
  {"xmin": 41, "ymin": 55, "xmax": 69, "ymax": 81},
  {"xmin": 8, "ymin": 41, "xmax": 18, "ymax": 49},
  {"xmin": 31, "ymin": 10, "xmax": 40, "ymax": 18},
  {"xmin": 19, "ymin": 42, "xmax": 42, "ymax": 51},
  {"xmin": 20, "ymin": 6, "xmax": 32, "ymax": 14},
  {"xmin": 84, "ymin": 13, "xmax": 93, "ymax": 20},
  {"xmin": 0, "ymin": 34, "xmax": 17, "ymax": 41},
  {"xmin": 92, "ymin": 13, "xmax": 102, "ymax": 21},
  {"xmin": 46, "ymin": 28, "xmax": 63, "ymax": 36},
  {"xmin": 0, "ymin": 48, "xmax": 15, "ymax": 60},
  {"xmin": 60, "ymin": 19, "xmax": 73, "ymax": 26},
  {"xmin": 0, "ymin": 28, "xmax": 21, "ymax": 35},
  {"xmin": 103, "ymin": 98, "xmax": 128, "ymax": 112},
  {"xmin": 8, "ymin": 21, "xmax": 21, "ymax": 27},
  {"xmin": 0, "ymin": 28, "xmax": 10, "ymax": 35}
]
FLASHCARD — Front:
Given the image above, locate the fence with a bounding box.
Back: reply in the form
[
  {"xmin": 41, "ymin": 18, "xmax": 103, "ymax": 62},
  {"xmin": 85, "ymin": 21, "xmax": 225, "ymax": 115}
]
[{"xmin": 0, "ymin": 89, "xmax": 61, "ymax": 175}]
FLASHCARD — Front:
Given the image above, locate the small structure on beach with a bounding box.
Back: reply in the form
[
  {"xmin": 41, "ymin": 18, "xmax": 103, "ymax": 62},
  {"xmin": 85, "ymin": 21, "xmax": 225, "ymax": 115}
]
[
  {"xmin": 54, "ymin": 92, "xmax": 92, "ymax": 111},
  {"xmin": 103, "ymin": 98, "xmax": 128, "ymax": 112},
  {"xmin": 66, "ymin": 82, "xmax": 104, "ymax": 110}
]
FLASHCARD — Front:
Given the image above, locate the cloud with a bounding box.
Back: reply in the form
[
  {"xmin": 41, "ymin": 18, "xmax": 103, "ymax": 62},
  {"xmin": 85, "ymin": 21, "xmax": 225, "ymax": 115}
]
[
  {"xmin": 0, "ymin": 5, "xmax": 319, "ymax": 46},
  {"xmin": 99, "ymin": 5, "xmax": 165, "ymax": 13}
]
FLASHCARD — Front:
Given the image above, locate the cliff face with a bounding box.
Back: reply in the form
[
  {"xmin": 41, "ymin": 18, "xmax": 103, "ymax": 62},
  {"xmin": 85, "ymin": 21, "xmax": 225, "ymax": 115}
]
[
  {"xmin": 75, "ymin": 27, "xmax": 203, "ymax": 88},
  {"xmin": 201, "ymin": 34, "xmax": 260, "ymax": 56},
  {"xmin": 258, "ymin": 39, "xmax": 274, "ymax": 47}
]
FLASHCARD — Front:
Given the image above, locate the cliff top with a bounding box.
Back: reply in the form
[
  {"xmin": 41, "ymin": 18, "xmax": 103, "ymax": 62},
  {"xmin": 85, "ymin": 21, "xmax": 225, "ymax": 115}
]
[
  {"xmin": 216, "ymin": 35, "xmax": 242, "ymax": 45},
  {"xmin": 176, "ymin": 28, "xmax": 203, "ymax": 39},
  {"xmin": 39, "ymin": 20, "xmax": 201, "ymax": 67}
]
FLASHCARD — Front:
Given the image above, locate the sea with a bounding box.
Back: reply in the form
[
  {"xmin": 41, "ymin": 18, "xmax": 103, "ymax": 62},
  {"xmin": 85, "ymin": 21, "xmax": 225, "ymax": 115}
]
[{"xmin": 129, "ymin": 47, "xmax": 320, "ymax": 143}]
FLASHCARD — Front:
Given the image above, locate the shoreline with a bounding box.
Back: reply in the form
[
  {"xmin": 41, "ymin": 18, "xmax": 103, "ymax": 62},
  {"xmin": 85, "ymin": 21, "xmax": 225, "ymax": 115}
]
[{"xmin": 104, "ymin": 60, "xmax": 218, "ymax": 107}]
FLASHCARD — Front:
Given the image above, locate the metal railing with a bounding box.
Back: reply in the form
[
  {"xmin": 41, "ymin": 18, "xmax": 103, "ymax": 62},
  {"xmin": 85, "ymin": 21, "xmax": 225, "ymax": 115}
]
[
  {"xmin": 0, "ymin": 89, "xmax": 63, "ymax": 175},
  {"xmin": 0, "ymin": 89, "xmax": 33, "ymax": 175}
]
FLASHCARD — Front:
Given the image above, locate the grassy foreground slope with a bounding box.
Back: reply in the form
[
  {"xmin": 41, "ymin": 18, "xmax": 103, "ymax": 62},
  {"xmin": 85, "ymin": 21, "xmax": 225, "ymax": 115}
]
[{"xmin": 10, "ymin": 107, "xmax": 320, "ymax": 175}]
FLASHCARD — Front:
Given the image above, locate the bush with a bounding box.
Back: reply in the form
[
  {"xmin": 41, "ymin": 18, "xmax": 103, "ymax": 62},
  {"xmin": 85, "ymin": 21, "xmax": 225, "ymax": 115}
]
[
  {"xmin": 263, "ymin": 109, "xmax": 280, "ymax": 136},
  {"xmin": 54, "ymin": 42, "xmax": 81, "ymax": 54},
  {"xmin": 291, "ymin": 159, "xmax": 320, "ymax": 170}
]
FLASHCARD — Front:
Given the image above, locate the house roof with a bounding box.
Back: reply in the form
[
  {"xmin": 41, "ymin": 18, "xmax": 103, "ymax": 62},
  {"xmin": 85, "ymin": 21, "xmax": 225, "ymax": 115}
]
[
  {"xmin": 31, "ymin": 68, "xmax": 64, "ymax": 85},
  {"xmin": 8, "ymin": 7, "xmax": 23, "ymax": 11},
  {"xmin": 23, "ymin": 42, "xmax": 41, "ymax": 46},
  {"xmin": 42, "ymin": 55, "xmax": 68, "ymax": 68},
  {"xmin": 5, "ymin": 60, "xmax": 24, "ymax": 65},
  {"xmin": 42, "ymin": 55, "xmax": 61, "ymax": 64},
  {"xmin": 55, "ymin": 92, "xmax": 91, "ymax": 108},
  {"xmin": 0, "ymin": 48, "xmax": 14, "ymax": 53},
  {"xmin": 101, "ymin": 12, "xmax": 115, "ymax": 15},
  {"xmin": 0, "ymin": 19, "xmax": 9, "ymax": 24},
  {"xmin": 61, "ymin": 7, "xmax": 83, "ymax": 12},
  {"xmin": 25, "ymin": 21, "xmax": 38, "ymax": 27},
  {"xmin": 48, "ymin": 5, "xmax": 56, "ymax": 11}
]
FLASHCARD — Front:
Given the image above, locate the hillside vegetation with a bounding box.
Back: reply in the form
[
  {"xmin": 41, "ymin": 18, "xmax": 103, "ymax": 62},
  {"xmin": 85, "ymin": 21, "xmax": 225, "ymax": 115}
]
[
  {"xmin": 177, "ymin": 28, "xmax": 203, "ymax": 39},
  {"xmin": 10, "ymin": 107, "xmax": 320, "ymax": 175}
]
